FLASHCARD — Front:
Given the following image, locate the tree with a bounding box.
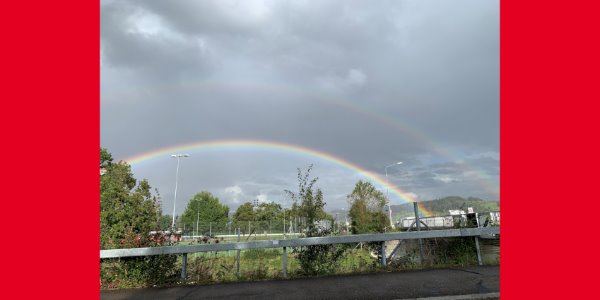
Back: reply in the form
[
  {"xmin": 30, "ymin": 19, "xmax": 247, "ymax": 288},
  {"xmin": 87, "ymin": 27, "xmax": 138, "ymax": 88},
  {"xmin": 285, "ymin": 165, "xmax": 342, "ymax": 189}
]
[
  {"xmin": 255, "ymin": 202, "xmax": 283, "ymax": 222},
  {"xmin": 347, "ymin": 180, "xmax": 389, "ymax": 234},
  {"xmin": 285, "ymin": 165, "xmax": 344, "ymax": 275},
  {"xmin": 100, "ymin": 148, "xmax": 179, "ymax": 287},
  {"xmin": 179, "ymin": 191, "xmax": 229, "ymax": 234},
  {"xmin": 285, "ymin": 165, "xmax": 332, "ymax": 234},
  {"xmin": 100, "ymin": 148, "xmax": 162, "ymax": 249},
  {"xmin": 233, "ymin": 201, "xmax": 283, "ymax": 222},
  {"xmin": 158, "ymin": 215, "xmax": 172, "ymax": 230},
  {"xmin": 231, "ymin": 201, "xmax": 284, "ymax": 235},
  {"xmin": 233, "ymin": 202, "xmax": 256, "ymax": 222}
]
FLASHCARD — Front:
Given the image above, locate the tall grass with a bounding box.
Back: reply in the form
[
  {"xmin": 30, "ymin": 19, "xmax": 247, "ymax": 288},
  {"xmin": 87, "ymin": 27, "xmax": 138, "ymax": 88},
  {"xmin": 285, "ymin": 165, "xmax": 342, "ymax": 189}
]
[{"xmin": 101, "ymin": 237, "xmax": 498, "ymax": 289}]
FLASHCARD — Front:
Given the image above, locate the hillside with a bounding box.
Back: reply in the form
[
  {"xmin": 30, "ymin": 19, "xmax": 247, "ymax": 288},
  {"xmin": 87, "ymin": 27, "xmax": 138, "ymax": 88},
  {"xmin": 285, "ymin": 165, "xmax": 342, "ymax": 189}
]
[{"xmin": 390, "ymin": 196, "xmax": 500, "ymax": 219}]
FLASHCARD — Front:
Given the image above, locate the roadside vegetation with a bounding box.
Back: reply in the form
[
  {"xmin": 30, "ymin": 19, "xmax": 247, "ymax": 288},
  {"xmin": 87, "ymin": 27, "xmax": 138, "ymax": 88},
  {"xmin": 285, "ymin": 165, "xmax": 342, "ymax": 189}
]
[{"xmin": 100, "ymin": 147, "xmax": 499, "ymax": 290}]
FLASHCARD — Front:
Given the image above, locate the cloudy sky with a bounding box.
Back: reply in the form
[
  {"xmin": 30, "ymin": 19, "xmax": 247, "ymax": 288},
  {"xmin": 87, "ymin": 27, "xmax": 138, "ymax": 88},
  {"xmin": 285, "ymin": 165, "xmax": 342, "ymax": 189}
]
[{"xmin": 100, "ymin": 0, "xmax": 499, "ymax": 216}]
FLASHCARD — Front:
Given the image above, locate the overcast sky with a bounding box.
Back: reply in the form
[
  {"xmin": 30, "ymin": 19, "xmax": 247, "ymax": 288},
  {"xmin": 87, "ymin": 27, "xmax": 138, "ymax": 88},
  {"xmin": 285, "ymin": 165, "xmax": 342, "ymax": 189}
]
[{"xmin": 100, "ymin": 0, "xmax": 499, "ymax": 215}]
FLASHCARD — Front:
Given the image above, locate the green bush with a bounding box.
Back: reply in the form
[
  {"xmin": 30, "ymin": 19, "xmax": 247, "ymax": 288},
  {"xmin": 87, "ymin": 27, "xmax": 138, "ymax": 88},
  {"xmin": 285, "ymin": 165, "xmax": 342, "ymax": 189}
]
[
  {"xmin": 433, "ymin": 237, "xmax": 478, "ymax": 266},
  {"xmin": 293, "ymin": 228, "xmax": 347, "ymax": 276},
  {"xmin": 100, "ymin": 231, "xmax": 180, "ymax": 289},
  {"xmin": 243, "ymin": 249, "xmax": 280, "ymax": 260},
  {"xmin": 186, "ymin": 256, "xmax": 237, "ymax": 284},
  {"xmin": 101, "ymin": 255, "xmax": 179, "ymax": 289}
]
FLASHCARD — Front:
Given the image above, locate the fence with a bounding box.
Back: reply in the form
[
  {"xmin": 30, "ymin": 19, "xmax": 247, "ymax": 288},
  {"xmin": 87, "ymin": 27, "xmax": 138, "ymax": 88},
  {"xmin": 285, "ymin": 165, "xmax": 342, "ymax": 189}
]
[
  {"xmin": 398, "ymin": 211, "xmax": 501, "ymax": 230},
  {"xmin": 101, "ymin": 226, "xmax": 499, "ymax": 280},
  {"xmin": 174, "ymin": 211, "xmax": 500, "ymax": 238},
  {"xmin": 176, "ymin": 218, "xmax": 331, "ymax": 237}
]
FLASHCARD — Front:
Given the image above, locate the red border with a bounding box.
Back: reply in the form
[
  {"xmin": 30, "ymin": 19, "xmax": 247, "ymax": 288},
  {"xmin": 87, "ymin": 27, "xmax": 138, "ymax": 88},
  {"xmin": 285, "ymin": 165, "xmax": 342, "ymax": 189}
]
[
  {"xmin": 502, "ymin": 0, "xmax": 599, "ymax": 298},
  {"xmin": 3, "ymin": 0, "xmax": 599, "ymax": 297},
  {"xmin": 1, "ymin": 1, "xmax": 99, "ymax": 298}
]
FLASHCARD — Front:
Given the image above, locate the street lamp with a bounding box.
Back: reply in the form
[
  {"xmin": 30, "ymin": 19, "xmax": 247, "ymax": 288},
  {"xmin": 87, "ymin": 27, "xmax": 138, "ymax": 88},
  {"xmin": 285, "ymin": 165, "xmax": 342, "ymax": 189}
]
[
  {"xmin": 196, "ymin": 200, "xmax": 200, "ymax": 237},
  {"xmin": 341, "ymin": 207, "xmax": 347, "ymax": 233},
  {"xmin": 171, "ymin": 153, "xmax": 189, "ymax": 229},
  {"xmin": 282, "ymin": 194, "xmax": 287, "ymax": 239},
  {"xmin": 385, "ymin": 161, "xmax": 403, "ymax": 228}
]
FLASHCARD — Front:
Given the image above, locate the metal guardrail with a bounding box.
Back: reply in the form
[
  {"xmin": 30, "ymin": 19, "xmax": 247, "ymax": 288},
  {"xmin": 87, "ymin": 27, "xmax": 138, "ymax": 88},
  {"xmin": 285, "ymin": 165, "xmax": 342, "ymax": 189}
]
[
  {"xmin": 100, "ymin": 227, "xmax": 499, "ymax": 279},
  {"xmin": 101, "ymin": 227, "xmax": 498, "ymax": 258}
]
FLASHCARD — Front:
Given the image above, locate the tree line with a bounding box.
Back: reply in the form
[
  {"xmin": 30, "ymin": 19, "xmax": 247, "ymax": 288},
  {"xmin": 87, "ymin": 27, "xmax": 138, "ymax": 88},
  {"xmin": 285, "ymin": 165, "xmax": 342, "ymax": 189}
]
[
  {"xmin": 101, "ymin": 147, "xmax": 397, "ymax": 281},
  {"xmin": 100, "ymin": 148, "xmax": 393, "ymax": 249}
]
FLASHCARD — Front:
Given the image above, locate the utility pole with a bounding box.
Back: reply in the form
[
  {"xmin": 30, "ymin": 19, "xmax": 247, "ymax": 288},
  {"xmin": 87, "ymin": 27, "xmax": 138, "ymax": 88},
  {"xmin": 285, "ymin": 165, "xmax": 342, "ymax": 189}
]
[{"xmin": 170, "ymin": 154, "xmax": 190, "ymax": 229}]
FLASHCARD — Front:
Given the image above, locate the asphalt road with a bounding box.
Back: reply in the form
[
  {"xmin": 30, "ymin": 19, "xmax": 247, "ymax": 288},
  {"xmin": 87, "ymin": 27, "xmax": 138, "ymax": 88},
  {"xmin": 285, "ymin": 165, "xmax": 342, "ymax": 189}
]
[{"xmin": 101, "ymin": 265, "xmax": 499, "ymax": 300}]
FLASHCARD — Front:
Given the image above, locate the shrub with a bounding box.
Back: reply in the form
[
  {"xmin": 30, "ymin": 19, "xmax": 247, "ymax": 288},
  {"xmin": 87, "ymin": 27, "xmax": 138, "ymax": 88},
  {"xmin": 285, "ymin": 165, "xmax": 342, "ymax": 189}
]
[{"xmin": 100, "ymin": 231, "xmax": 180, "ymax": 289}]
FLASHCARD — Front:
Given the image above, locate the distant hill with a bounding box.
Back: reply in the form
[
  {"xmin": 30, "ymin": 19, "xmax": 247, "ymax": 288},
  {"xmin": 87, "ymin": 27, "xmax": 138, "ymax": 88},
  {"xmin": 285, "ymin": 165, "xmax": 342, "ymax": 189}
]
[{"xmin": 390, "ymin": 196, "xmax": 500, "ymax": 219}]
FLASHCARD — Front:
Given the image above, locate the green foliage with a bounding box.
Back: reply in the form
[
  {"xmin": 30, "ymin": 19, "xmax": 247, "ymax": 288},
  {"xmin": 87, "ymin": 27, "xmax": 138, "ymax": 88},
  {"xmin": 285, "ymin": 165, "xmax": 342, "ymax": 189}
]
[
  {"xmin": 285, "ymin": 165, "xmax": 332, "ymax": 232},
  {"xmin": 100, "ymin": 222, "xmax": 180, "ymax": 289},
  {"xmin": 432, "ymin": 237, "xmax": 478, "ymax": 266},
  {"xmin": 233, "ymin": 202, "xmax": 255, "ymax": 222},
  {"xmin": 255, "ymin": 202, "xmax": 284, "ymax": 221},
  {"xmin": 242, "ymin": 249, "xmax": 281, "ymax": 260},
  {"xmin": 285, "ymin": 165, "xmax": 346, "ymax": 275},
  {"xmin": 100, "ymin": 148, "xmax": 162, "ymax": 249},
  {"xmin": 100, "ymin": 148, "xmax": 179, "ymax": 289},
  {"xmin": 101, "ymin": 255, "xmax": 179, "ymax": 289},
  {"xmin": 180, "ymin": 191, "xmax": 229, "ymax": 233},
  {"xmin": 233, "ymin": 201, "xmax": 283, "ymax": 222},
  {"xmin": 294, "ymin": 243, "xmax": 346, "ymax": 275},
  {"xmin": 232, "ymin": 201, "xmax": 284, "ymax": 234},
  {"xmin": 186, "ymin": 256, "xmax": 237, "ymax": 284},
  {"xmin": 347, "ymin": 180, "xmax": 389, "ymax": 234},
  {"xmin": 158, "ymin": 215, "xmax": 172, "ymax": 230}
]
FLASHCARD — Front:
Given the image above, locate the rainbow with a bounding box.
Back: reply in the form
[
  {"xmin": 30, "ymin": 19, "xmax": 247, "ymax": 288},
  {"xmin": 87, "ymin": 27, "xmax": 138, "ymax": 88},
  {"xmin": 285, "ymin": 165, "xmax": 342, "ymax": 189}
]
[
  {"xmin": 124, "ymin": 139, "xmax": 434, "ymax": 217},
  {"xmin": 109, "ymin": 79, "xmax": 499, "ymax": 198}
]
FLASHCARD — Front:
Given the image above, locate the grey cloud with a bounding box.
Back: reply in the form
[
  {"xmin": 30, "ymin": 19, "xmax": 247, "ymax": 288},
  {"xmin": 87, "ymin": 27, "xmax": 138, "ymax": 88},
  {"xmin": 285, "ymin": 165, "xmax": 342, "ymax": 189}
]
[
  {"xmin": 130, "ymin": 0, "xmax": 262, "ymax": 38},
  {"xmin": 101, "ymin": 2, "xmax": 215, "ymax": 81},
  {"xmin": 102, "ymin": 0, "xmax": 499, "ymax": 212}
]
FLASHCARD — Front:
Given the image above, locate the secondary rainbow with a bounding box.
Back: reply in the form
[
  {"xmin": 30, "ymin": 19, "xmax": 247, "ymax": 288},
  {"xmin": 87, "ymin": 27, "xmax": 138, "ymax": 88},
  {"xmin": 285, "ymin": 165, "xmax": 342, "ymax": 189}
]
[
  {"xmin": 109, "ymin": 79, "xmax": 499, "ymax": 198},
  {"xmin": 124, "ymin": 139, "xmax": 434, "ymax": 217}
]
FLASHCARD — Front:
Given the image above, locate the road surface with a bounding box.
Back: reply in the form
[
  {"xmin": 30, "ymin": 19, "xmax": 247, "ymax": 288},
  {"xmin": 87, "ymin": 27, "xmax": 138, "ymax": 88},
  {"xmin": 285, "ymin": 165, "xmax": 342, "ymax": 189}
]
[{"xmin": 101, "ymin": 265, "xmax": 499, "ymax": 300}]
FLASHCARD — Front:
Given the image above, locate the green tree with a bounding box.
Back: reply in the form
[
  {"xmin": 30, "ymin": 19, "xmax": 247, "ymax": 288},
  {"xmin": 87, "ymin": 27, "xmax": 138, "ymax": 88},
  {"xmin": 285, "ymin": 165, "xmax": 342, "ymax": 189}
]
[
  {"xmin": 256, "ymin": 202, "xmax": 283, "ymax": 221},
  {"xmin": 158, "ymin": 215, "xmax": 172, "ymax": 229},
  {"xmin": 100, "ymin": 148, "xmax": 178, "ymax": 288},
  {"xmin": 285, "ymin": 165, "xmax": 332, "ymax": 233},
  {"xmin": 233, "ymin": 202, "xmax": 256, "ymax": 222},
  {"xmin": 347, "ymin": 180, "xmax": 389, "ymax": 234},
  {"xmin": 285, "ymin": 165, "xmax": 344, "ymax": 275},
  {"xmin": 233, "ymin": 201, "xmax": 283, "ymax": 222},
  {"xmin": 179, "ymin": 191, "xmax": 229, "ymax": 234},
  {"xmin": 100, "ymin": 148, "xmax": 162, "ymax": 249},
  {"xmin": 232, "ymin": 201, "xmax": 284, "ymax": 235}
]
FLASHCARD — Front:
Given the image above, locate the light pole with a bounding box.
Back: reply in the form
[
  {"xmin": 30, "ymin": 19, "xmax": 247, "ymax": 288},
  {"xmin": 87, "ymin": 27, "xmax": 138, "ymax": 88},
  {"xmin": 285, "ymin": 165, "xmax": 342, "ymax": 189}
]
[
  {"xmin": 171, "ymin": 154, "xmax": 189, "ymax": 229},
  {"xmin": 195, "ymin": 200, "xmax": 200, "ymax": 237},
  {"xmin": 385, "ymin": 161, "xmax": 403, "ymax": 228},
  {"xmin": 342, "ymin": 207, "xmax": 347, "ymax": 226},
  {"xmin": 282, "ymin": 194, "xmax": 286, "ymax": 239},
  {"xmin": 335, "ymin": 212, "xmax": 338, "ymax": 233}
]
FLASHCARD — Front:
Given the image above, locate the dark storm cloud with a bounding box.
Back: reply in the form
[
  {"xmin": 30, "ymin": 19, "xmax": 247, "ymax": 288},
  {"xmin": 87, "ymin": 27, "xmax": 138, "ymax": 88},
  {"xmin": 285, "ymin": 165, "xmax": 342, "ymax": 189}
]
[{"xmin": 101, "ymin": 1, "xmax": 215, "ymax": 81}]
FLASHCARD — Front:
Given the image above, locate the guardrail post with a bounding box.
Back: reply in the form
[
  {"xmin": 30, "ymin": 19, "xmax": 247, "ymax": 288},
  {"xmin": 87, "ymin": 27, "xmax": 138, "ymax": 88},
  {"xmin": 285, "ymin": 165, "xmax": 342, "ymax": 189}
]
[
  {"xmin": 414, "ymin": 202, "xmax": 425, "ymax": 266},
  {"xmin": 181, "ymin": 253, "xmax": 187, "ymax": 280},
  {"xmin": 283, "ymin": 246, "xmax": 288, "ymax": 277},
  {"xmin": 475, "ymin": 236, "xmax": 482, "ymax": 265},
  {"xmin": 236, "ymin": 228, "xmax": 241, "ymax": 278},
  {"xmin": 380, "ymin": 241, "xmax": 387, "ymax": 267}
]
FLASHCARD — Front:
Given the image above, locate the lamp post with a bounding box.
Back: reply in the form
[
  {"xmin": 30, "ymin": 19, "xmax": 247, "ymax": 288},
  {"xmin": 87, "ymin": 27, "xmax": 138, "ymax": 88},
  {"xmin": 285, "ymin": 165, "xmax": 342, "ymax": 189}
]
[
  {"xmin": 282, "ymin": 194, "xmax": 286, "ymax": 239},
  {"xmin": 385, "ymin": 161, "xmax": 403, "ymax": 228},
  {"xmin": 171, "ymin": 154, "xmax": 189, "ymax": 229},
  {"xmin": 196, "ymin": 200, "xmax": 200, "ymax": 237}
]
